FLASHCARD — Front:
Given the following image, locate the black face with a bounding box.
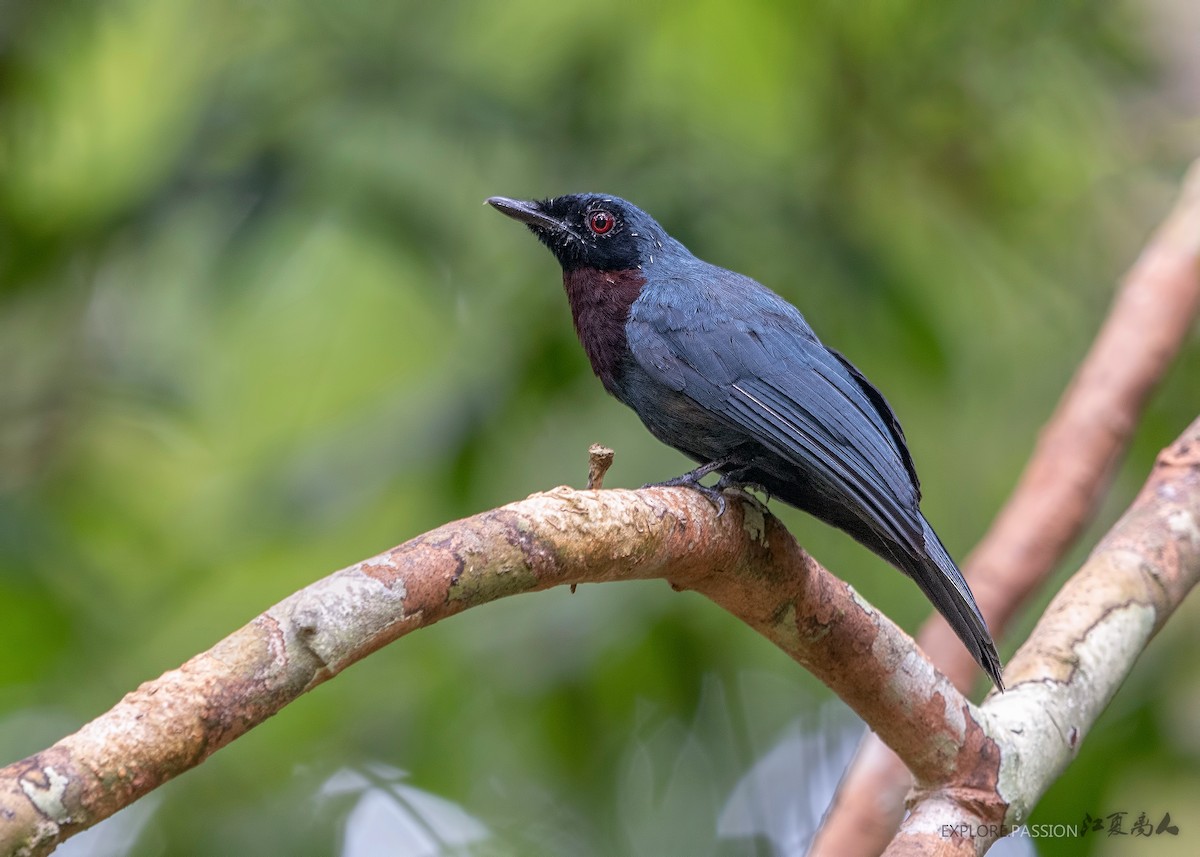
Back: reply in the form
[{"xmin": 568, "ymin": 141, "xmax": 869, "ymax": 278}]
[{"xmin": 487, "ymin": 193, "xmax": 660, "ymax": 272}]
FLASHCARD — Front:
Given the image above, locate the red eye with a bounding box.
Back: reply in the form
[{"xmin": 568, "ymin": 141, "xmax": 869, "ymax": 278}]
[{"xmin": 588, "ymin": 210, "xmax": 615, "ymax": 235}]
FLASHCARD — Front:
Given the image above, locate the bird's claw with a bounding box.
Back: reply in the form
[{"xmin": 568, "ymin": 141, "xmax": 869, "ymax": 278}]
[
  {"xmin": 642, "ymin": 461, "xmax": 730, "ymax": 516},
  {"xmin": 641, "ymin": 479, "xmax": 728, "ymax": 515},
  {"xmin": 713, "ymin": 474, "xmax": 771, "ymax": 518},
  {"xmin": 692, "ymin": 484, "xmax": 728, "ymax": 517},
  {"xmin": 642, "ymin": 461, "xmax": 772, "ymax": 519}
]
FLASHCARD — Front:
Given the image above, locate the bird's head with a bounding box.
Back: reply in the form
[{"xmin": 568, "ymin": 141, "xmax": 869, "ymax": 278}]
[{"xmin": 486, "ymin": 193, "xmax": 678, "ymax": 272}]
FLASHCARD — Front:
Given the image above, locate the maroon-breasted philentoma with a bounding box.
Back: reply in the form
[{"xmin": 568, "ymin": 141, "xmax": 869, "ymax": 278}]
[{"xmin": 488, "ymin": 193, "xmax": 1003, "ymax": 690}]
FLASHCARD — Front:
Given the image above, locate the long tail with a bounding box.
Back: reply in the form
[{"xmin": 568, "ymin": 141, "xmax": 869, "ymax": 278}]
[{"xmin": 904, "ymin": 516, "xmax": 1004, "ymax": 690}]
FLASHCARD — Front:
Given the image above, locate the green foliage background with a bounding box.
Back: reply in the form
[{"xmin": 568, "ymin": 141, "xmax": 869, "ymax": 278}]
[{"xmin": 1, "ymin": 1, "xmax": 1198, "ymax": 854}]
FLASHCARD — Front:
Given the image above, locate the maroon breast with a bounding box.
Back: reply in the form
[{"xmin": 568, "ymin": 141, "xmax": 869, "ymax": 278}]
[{"xmin": 562, "ymin": 267, "xmax": 646, "ymax": 392}]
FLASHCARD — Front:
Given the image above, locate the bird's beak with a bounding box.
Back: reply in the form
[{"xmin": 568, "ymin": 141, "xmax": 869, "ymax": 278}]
[{"xmin": 486, "ymin": 196, "xmax": 578, "ymax": 238}]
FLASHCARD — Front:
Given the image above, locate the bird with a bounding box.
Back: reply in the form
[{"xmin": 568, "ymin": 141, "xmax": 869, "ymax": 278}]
[{"xmin": 486, "ymin": 192, "xmax": 1003, "ymax": 690}]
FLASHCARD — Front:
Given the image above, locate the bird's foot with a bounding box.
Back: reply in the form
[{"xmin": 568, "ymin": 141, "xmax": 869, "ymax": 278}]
[
  {"xmin": 643, "ymin": 459, "xmax": 730, "ymax": 516},
  {"xmin": 690, "ymin": 483, "xmax": 729, "ymax": 517},
  {"xmin": 714, "ymin": 473, "xmax": 772, "ymax": 518}
]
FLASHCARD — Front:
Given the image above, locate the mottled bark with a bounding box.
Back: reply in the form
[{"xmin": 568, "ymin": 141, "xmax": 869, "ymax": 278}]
[{"xmin": 0, "ymin": 481, "xmax": 964, "ymax": 856}]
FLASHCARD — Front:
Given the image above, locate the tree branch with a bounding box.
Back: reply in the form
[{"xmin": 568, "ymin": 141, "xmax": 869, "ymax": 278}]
[
  {"xmin": 886, "ymin": 415, "xmax": 1200, "ymax": 854},
  {"xmin": 6, "ymin": 414, "xmax": 1197, "ymax": 856},
  {"xmin": 0, "ymin": 483, "xmax": 964, "ymax": 856},
  {"xmin": 813, "ymin": 158, "xmax": 1200, "ymax": 857}
]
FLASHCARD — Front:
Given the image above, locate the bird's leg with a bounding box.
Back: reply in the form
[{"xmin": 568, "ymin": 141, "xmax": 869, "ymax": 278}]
[
  {"xmin": 642, "ymin": 458, "xmax": 731, "ymax": 516},
  {"xmin": 714, "ymin": 469, "xmax": 772, "ymax": 517}
]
